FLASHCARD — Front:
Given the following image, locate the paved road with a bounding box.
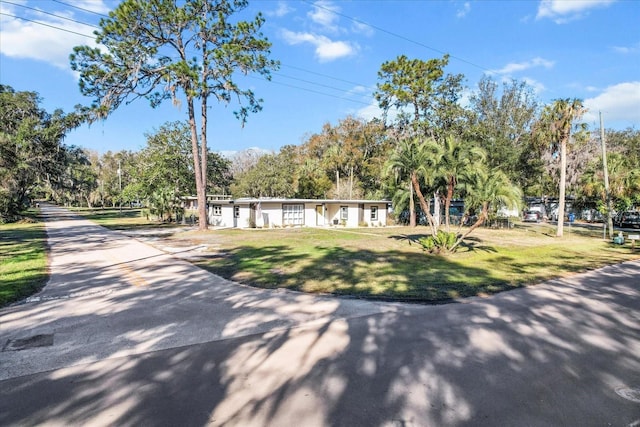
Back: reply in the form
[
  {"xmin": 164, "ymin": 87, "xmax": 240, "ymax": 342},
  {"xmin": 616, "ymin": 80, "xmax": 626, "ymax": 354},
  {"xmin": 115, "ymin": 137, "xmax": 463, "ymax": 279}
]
[{"xmin": 1, "ymin": 204, "xmax": 639, "ymax": 426}]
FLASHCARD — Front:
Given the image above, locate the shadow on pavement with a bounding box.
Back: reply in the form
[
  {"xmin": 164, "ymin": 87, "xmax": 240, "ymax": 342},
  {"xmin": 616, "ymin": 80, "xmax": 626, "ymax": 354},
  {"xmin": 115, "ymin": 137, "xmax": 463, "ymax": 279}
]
[{"xmin": 0, "ymin": 205, "xmax": 639, "ymax": 426}]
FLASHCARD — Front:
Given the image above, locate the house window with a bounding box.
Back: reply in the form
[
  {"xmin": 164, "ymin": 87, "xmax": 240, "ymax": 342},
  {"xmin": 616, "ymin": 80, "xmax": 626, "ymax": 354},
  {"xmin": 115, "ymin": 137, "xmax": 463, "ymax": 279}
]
[
  {"xmin": 370, "ymin": 206, "xmax": 378, "ymax": 221},
  {"xmin": 234, "ymin": 206, "xmax": 240, "ymax": 218},
  {"xmin": 212, "ymin": 205, "xmax": 222, "ymax": 216},
  {"xmin": 283, "ymin": 204, "xmax": 304, "ymax": 226},
  {"xmin": 340, "ymin": 206, "xmax": 348, "ymax": 221}
]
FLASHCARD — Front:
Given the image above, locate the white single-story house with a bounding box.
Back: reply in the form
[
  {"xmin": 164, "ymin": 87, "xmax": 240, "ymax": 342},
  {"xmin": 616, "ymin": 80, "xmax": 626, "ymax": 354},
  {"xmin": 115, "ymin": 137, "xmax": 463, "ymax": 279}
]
[{"xmin": 183, "ymin": 196, "xmax": 390, "ymax": 228}]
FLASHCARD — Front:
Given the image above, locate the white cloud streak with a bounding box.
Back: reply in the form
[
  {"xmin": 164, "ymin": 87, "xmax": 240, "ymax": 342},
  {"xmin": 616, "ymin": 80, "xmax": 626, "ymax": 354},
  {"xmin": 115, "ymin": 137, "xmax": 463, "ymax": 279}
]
[
  {"xmin": 72, "ymin": 0, "xmax": 110, "ymax": 14},
  {"xmin": 267, "ymin": 1, "xmax": 293, "ymax": 18},
  {"xmin": 612, "ymin": 42, "xmax": 640, "ymax": 54},
  {"xmin": 536, "ymin": 0, "xmax": 616, "ymax": 23},
  {"xmin": 281, "ymin": 30, "xmax": 359, "ymax": 62},
  {"xmin": 308, "ymin": 0, "xmax": 340, "ymax": 32},
  {"xmin": 490, "ymin": 57, "xmax": 555, "ymax": 75},
  {"xmin": 457, "ymin": 2, "xmax": 471, "ymax": 18}
]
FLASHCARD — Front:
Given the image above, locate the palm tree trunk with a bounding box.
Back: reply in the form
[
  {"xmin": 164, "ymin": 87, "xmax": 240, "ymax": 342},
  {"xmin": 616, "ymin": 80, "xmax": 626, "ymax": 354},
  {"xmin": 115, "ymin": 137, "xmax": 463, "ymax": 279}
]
[
  {"xmin": 557, "ymin": 139, "xmax": 567, "ymax": 237},
  {"xmin": 445, "ymin": 178, "xmax": 454, "ymax": 232},
  {"xmin": 450, "ymin": 203, "xmax": 488, "ymax": 252},
  {"xmin": 409, "ymin": 181, "xmax": 416, "ymax": 227},
  {"xmin": 411, "ymin": 173, "xmax": 438, "ymax": 236}
]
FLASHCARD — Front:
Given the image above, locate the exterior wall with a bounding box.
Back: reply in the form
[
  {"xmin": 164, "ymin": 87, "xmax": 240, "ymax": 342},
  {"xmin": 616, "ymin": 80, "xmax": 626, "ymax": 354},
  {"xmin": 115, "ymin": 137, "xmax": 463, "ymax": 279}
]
[
  {"xmin": 206, "ymin": 199, "xmax": 389, "ymax": 229},
  {"xmin": 208, "ymin": 203, "xmax": 234, "ymax": 227},
  {"xmin": 235, "ymin": 203, "xmax": 250, "ymax": 228},
  {"xmin": 364, "ymin": 203, "xmax": 387, "ymax": 226},
  {"xmin": 255, "ymin": 202, "xmax": 283, "ymax": 227},
  {"xmin": 325, "ymin": 203, "xmax": 360, "ymax": 227}
]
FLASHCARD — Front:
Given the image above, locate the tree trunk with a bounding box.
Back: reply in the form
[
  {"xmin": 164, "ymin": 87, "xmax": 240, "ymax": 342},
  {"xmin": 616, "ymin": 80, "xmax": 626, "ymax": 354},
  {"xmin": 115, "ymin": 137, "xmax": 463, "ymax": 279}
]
[
  {"xmin": 433, "ymin": 192, "xmax": 441, "ymax": 229},
  {"xmin": 445, "ymin": 178, "xmax": 454, "ymax": 232},
  {"xmin": 450, "ymin": 203, "xmax": 488, "ymax": 252},
  {"xmin": 200, "ymin": 41, "xmax": 209, "ymax": 225},
  {"xmin": 409, "ymin": 181, "xmax": 416, "ymax": 227},
  {"xmin": 557, "ymin": 138, "xmax": 567, "ymax": 237},
  {"xmin": 411, "ymin": 173, "xmax": 438, "ymax": 236},
  {"xmin": 349, "ymin": 165, "xmax": 353, "ymax": 199},
  {"xmin": 186, "ymin": 94, "xmax": 207, "ymax": 231}
]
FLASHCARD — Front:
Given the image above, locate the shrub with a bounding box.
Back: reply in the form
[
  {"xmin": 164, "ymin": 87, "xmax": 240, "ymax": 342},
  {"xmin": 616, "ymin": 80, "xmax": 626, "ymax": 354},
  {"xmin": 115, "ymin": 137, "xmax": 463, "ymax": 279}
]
[{"xmin": 418, "ymin": 230, "xmax": 458, "ymax": 254}]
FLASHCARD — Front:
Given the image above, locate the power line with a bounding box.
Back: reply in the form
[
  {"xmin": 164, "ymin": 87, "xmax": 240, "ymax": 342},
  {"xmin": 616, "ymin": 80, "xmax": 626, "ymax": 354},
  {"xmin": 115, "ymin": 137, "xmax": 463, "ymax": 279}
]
[
  {"xmin": 0, "ymin": 0, "xmax": 100, "ymax": 28},
  {"xmin": 1, "ymin": 7, "xmax": 374, "ymax": 99},
  {"xmin": 249, "ymin": 75, "xmax": 372, "ymax": 106},
  {"xmin": 301, "ymin": 0, "xmax": 491, "ymax": 72},
  {"xmin": 2, "ymin": 2, "xmax": 374, "ymax": 92},
  {"xmin": 1, "ymin": 9, "xmax": 372, "ymax": 105},
  {"xmin": 280, "ymin": 63, "xmax": 365, "ymax": 88},
  {"xmin": 272, "ymin": 71, "xmax": 368, "ymax": 97},
  {"xmin": 52, "ymin": 0, "xmax": 110, "ymax": 18},
  {"xmin": 0, "ymin": 12, "xmax": 95, "ymax": 38}
]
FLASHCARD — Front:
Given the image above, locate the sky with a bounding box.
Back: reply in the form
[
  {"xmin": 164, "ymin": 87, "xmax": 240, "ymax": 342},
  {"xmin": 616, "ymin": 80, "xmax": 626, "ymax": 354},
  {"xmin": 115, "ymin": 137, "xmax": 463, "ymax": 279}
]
[{"xmin": 1, "ymin": 0, "xmax": 639, "ymax": 157}]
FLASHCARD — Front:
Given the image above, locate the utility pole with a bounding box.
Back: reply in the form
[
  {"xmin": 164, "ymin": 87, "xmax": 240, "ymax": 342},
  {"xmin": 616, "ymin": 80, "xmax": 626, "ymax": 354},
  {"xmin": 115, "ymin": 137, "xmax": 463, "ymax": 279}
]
[{"xmin": 600, "ymin": 112, "xmax": 613, "ymax": 239}]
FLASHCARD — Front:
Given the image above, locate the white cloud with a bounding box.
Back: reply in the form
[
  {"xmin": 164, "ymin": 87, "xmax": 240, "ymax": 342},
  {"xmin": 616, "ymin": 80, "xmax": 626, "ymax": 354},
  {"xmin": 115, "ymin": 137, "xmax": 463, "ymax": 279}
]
[
  {"xmin": 0, "ymin": 11, "xmax": 98, "ymax": 70},
  {"xmin": 72, "ymin": 0, "xmax": 110, "ymax": 14},
  {"xmin": 612, "ymin": 42, "xmax": 640, "ymax": 54},
  {"xmin": 308, "ymin": 0, "xmax": 340, "ymax": 32},
  {"xmin": 351, "ymin": 20, "xmax": 374, "ymax": 37},
  {"xmin": 536, "ymin": 0, "xmax": 616, "ymax": 23},
  {"xmin": 267, "ymin": 1, "xmax": 293, "ymax": 18},
  {"xmin": 281, "ymin": 30, "xmax": 358, "ymax": 62},
  {"xmin": 490, "ymin": 57, "xmax": 555, "ymax": 75},
  {"xmin": 583, "ymin": 81, "xmax": 640, "ymax": 124},
  {"xmin": 457, "ymin": 2, "xmax": 471, "ymax": 18}
]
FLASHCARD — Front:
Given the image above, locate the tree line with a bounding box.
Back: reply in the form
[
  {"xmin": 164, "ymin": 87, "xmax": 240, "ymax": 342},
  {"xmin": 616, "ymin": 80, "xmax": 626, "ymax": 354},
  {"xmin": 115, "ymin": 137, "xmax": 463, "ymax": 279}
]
[
  {"xmin": 2, "ymin": 0, "xmax": 638, "ymax": 252},
  {"xmin": 2, "ymin": 77, "xmax": 638, "ymax": 228}
]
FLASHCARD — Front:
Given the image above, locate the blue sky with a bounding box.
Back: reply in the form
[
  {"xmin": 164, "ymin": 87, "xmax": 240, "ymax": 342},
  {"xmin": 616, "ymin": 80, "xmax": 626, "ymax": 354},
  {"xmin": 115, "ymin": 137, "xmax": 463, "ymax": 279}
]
[{"xmin": 1, "ymin": 0, "xmax": 639, "ymax": 156}]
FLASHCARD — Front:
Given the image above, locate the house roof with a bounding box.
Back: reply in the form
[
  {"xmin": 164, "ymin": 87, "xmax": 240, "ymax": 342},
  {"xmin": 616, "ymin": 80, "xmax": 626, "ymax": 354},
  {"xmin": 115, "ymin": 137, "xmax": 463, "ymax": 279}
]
[{"xmin": 231, "ymin": 198, "xmax": 390, "ymax": 204}]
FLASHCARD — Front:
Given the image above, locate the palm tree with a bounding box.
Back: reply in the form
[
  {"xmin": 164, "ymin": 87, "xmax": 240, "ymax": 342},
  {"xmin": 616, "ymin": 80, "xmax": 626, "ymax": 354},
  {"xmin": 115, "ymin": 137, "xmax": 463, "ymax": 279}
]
[
  {"xmin": 384, "ymin": 136, "xmax": 440, "ymax": 233},
  {"xmin": 450, "ymin": 167, "xmax": 522, "ymax": 252},
  {"xmin": 540, "ymin": 98, "xmax": 586, "ymax": 237},
  {"xmin": 581, "ymin": 153, "xmax": 640, "ymax": 213},
  {"xmin": 436, "ymin": 136, "xmax": 486, "ymax": 232}
]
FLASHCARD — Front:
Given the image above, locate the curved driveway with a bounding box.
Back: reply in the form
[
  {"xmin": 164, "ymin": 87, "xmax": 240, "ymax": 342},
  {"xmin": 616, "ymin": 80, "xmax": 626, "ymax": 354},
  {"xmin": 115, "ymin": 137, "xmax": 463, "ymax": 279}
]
[{"xmin": 1, "ymin": 204, "xmax": 639, "ymax": 426}]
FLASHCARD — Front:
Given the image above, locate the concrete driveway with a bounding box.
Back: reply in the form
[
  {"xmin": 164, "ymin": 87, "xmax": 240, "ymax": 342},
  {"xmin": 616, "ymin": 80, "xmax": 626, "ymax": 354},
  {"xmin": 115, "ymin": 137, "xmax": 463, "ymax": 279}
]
[{"xmin": 1, "ymin": 204, "xmax": 639, "ymax": 426}]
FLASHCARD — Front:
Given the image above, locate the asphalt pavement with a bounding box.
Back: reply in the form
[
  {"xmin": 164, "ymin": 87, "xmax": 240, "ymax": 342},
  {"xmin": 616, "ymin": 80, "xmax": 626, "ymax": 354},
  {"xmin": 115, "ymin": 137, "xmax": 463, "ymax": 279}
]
[{"xmin": 1, "ymin": 204, "xmax": 639, "ymax": 426}]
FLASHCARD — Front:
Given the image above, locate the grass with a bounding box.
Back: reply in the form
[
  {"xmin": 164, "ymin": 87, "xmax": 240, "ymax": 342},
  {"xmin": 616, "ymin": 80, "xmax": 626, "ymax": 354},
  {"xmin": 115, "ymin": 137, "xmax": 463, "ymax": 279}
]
[
  {"xmin": 5, "ymin": 208, "xmax": 637, "ymax": 305},
  {"xmin": 71, "ymin": 207, "xmax": 188, "ymax": 231},
  {"xmin": 160, "ymin": 222, "xmax": 640, "ymax": 303},
  {"xmin": 0, "ymin": 213, "xmax": 48, "ymax": 306}
]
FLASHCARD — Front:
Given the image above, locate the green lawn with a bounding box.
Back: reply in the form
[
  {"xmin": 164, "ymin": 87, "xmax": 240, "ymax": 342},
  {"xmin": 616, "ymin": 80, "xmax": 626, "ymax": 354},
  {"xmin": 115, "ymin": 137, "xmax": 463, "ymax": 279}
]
[
  {"xmin": 166, "ymin": 223, "xmax": 640, "ymax": 302},
  {"xmin": 0, "ymin": 216, "xmax": 48, "ymax": 306},
  {"xmin": 72, "ymin": 207, "xmax": 188, "ymax": 231},
  {"xmin": 4, "ymin": 210, "xmax": 637, "ymax": 306}
]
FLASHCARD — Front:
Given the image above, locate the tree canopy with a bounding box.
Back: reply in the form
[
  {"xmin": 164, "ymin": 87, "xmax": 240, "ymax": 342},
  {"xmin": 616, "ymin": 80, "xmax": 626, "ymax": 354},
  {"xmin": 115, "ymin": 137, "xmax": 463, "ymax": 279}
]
[
  {"xmin": 0, "ymin": 85, "xmax": 84, "ymax": 221},
  {"xmin": 71, "ymin": 0, "xmax": 278, "ymax": 229}
]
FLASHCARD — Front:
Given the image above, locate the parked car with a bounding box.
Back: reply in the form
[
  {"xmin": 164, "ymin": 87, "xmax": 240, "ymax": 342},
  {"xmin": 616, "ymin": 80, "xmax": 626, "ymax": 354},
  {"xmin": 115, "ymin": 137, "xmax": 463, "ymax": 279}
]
[
  {"xmin": 523, "ymin": 210, "xmax": 541, "ymax": 223},
  {"xmin": 616, "ymin": 211, "xmax": 640, "ymax": 228}
]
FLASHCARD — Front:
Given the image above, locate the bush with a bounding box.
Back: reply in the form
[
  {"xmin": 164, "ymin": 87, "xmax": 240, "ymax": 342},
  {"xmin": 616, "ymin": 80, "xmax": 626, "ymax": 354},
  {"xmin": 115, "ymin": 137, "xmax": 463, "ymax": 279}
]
[{"xmin": 418, "ymin": 230, "xmax": 458, "ymax": 254}]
